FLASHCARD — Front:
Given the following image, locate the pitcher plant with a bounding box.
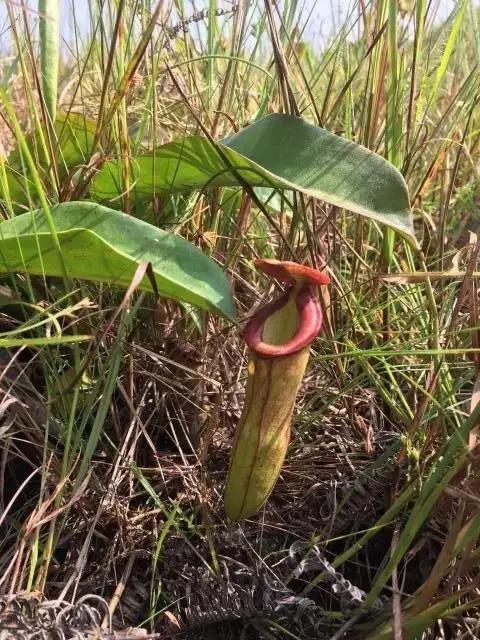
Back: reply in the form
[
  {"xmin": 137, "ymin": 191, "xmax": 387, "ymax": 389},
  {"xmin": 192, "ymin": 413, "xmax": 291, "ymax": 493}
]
[{"xmin": 224, "ymin": 259, "xmax": 330, "ymax": 521}]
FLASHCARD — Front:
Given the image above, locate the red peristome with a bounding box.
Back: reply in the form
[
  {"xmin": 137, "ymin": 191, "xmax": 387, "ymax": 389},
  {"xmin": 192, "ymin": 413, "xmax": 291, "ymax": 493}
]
[
  {"xmin": 244, "ymin": 285, "xmax": 323, "ymax": 357},
  {"xmin": 255, "ymin": 259, "xmax": 330, "ymax": 286}
]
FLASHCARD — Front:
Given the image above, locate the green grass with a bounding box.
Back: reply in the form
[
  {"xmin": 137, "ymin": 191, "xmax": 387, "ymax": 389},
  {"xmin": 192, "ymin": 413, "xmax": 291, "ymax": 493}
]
[{"xmin": 1, "ymin": 1, "xmax": 480, "ymax": 637}]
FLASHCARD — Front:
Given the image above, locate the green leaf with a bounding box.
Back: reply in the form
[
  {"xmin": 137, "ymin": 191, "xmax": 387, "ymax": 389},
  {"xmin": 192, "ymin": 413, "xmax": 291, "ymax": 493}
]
[
  {"xmin": 365, "ymin": 593, "xmax": 465, "ymax": 640},
  {"xmin": 0, "ymin": 335, "xmax": 91, "ymax": 348},
  {"xmin": 49, "ymin": 112, "xmax": 96, "ymax": 170},
  {"xmin": 3, "ymin": 112, "xmax": 96, "ymax": 209},
  {"xmin": 39, "ymin": 0, "xmax": 59, "ymax": 121},
  {"xmin": 92, "ymin": 113, "xmax": 414, "ymax": 239},
  {"xmin": 0, "ymin": 201, "xmax": 236, "ymax": 319}
]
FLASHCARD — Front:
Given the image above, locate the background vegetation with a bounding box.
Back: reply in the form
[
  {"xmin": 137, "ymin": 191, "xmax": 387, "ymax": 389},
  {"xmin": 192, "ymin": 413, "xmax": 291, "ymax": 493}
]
[{"xmin": 1, "ymin": 0, "xmax": 480, "ymax": 637}]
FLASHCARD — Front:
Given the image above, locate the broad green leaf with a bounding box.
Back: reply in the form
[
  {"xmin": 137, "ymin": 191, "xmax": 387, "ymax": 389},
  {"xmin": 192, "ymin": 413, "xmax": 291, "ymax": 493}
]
[
  {"xmin": 92, "ymin": 113, "xmax": 414, "ymax": 239},
  {"xmin": 3, "ymin": 112, "xmax": 96, "ymax": 209},
  {"xmin": 0, "ymin": 201, "xmax": 236, "ymax": 319},
  {"xmin": 39, "ymin": 0, "xmax": 59, "ymax": 121}
]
